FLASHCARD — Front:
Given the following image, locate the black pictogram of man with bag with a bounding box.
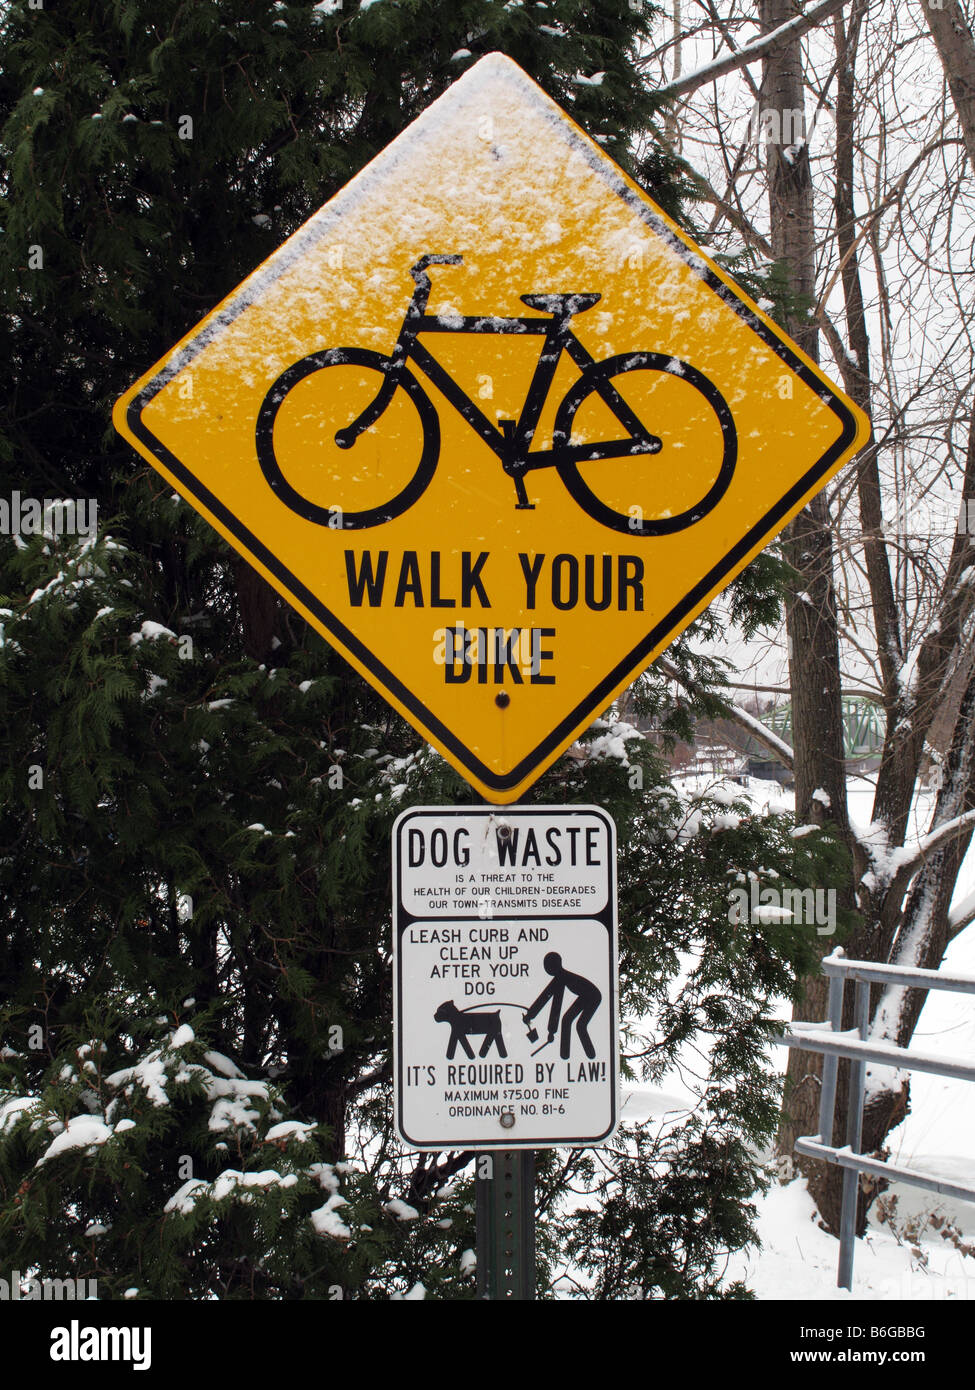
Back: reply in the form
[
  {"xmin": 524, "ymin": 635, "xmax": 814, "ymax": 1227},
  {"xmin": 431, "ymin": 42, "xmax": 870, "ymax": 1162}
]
[{"xmin": 523, "ymin": 952, "xmax": 601, "ymax": 1060}]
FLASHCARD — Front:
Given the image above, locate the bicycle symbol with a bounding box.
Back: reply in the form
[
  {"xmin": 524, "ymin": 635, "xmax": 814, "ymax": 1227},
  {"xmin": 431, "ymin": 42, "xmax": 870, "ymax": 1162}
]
[{"xmin": 255, "ymin": 254, "xmax": 737, "ymax": 536}]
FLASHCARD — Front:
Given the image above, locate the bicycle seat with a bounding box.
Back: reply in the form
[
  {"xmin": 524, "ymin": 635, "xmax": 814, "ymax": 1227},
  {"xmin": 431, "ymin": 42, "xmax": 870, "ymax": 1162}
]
[{"xmin": 520, "ymin": 293, "xmax": 601, "ymax": 316}]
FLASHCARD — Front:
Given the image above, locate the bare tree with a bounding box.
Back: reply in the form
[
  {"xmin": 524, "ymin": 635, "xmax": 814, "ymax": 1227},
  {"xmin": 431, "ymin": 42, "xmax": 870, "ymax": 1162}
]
[{"xmin": 647, "ymin": 0, "xmax": 975, "ymax": 1232}]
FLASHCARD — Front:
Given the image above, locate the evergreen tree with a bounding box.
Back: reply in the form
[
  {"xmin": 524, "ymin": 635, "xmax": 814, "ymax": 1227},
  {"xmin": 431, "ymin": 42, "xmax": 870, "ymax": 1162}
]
[{"xmin": 0, "ymin": 0, "xmax": 846, "ymax": 1298}]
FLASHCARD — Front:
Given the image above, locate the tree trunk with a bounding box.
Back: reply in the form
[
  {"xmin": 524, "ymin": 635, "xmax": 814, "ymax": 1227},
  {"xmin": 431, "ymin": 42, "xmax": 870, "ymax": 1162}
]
[
  {"xmin": 234, "ymin": 557, "xmax": 282, "ymax": 662},
  {"xmin": 918, "ymin": 0, "xmax": 975, "ymax": 167},
  {"xmin": 759, "ymin": 0, "xmax": 854, "ymax": 1210}
]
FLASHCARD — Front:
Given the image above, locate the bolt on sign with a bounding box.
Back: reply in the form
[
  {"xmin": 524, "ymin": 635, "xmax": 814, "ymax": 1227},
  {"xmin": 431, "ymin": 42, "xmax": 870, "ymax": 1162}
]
[
  {"xmin": 114, "ymin": 53, "xmax": 871, "ymax": 804},
  {"xmin": 392, "ymin": 806, "xmax": 618, "ymax": 1149}
]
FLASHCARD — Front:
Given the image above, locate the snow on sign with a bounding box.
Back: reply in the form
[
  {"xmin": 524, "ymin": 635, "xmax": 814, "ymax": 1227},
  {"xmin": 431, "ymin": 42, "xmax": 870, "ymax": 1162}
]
[
  {"xmin": 393, "ymin": 806, "xmax": 618, "ymax": 1150},
  {"xmin": 113, "ymin": 53, "xmax": 870, "ymax": 805}
]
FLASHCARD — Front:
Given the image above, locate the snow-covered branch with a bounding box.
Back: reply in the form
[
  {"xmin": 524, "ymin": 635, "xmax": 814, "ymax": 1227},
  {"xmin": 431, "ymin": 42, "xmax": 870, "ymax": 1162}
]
[
  {"xmin": 881, "ymin": 807, "xmax": 975, "ymax": 900},
  {"xmin": 650, "ymin": 0, "xmax": 853, "ymax": 102},
  {"xmin": 721, "ymin": 699, "xmax": 796, "ymax": 770},
  {"xmin": 948, "ymin": 885, "xmax": 975, "ymax": 940},
  {"xmin": 657, "ymin": 656, "xmax": 795, "ymax": 770}
]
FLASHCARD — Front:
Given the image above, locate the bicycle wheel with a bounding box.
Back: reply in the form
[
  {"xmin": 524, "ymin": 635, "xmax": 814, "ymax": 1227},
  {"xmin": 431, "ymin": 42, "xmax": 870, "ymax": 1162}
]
[
  {"xmin": 255, "ymin": 347, "xmax": 440, "ymax": 529},
  {"xmin": 553, "ymin": 352, "xmax": 737, "ymax": 537}
]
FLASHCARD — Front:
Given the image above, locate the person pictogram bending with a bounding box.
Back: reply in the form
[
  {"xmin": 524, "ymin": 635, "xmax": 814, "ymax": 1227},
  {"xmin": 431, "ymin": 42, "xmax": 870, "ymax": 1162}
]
[{"xmin": 524, "ymin": 952, "xmax": 601, "ymax": 1060}]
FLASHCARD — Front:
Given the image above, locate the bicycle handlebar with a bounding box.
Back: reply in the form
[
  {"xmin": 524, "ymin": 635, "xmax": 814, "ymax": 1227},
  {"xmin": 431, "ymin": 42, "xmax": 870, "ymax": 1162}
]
[{"xmin": 411, "ymin": 254, "xmax": 463, "ymax": 284}]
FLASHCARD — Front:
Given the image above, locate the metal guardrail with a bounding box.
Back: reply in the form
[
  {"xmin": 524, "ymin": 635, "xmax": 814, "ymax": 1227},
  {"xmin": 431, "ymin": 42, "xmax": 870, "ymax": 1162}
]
[{"xmin": 777, "ymin": 948, "xmax": 975, "ymax": 1289}]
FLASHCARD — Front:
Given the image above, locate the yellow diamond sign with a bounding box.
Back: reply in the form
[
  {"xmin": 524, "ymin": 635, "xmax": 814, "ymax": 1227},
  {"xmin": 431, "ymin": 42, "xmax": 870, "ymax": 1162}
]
[{"xmin": 114, "ymin": 54, "xmax": 870, "ymax": 804}]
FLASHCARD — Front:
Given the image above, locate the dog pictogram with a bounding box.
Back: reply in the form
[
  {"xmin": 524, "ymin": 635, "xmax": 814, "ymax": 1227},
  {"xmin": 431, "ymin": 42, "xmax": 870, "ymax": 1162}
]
[{"xmin": 434, "ymin": 999, "xmax": 508, "ymax": 1059}]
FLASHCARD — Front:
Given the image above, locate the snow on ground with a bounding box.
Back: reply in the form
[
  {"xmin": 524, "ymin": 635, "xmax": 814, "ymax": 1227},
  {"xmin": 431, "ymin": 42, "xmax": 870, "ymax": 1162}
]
[
  {"xmin": 618, "ymin": 1073, "xmax": 975, "ymax": 1297},
  {"xmin": 833, "ymin": 778, "xmax": 975, "ymax": 1171},
  {"xmin": 621, "ymin": 771, "xmax": 975, "ymax": 1299},
  {"xmin": 892, "ymin": 845, "xmax": 975, "ymax": 1169},
  {"xmin": 621, "ymin": 1075, "xmax": 975, "ymax": 1299},
  {"xmin": 705, "ymin": 773, "xmax": 975, "ymax": 1170},
  {"xmin": 619, "ymin": 1086, "xmax": 695, "ymax": 1123},
  {"xmin": 726, "ymin": 1178, "xmax": 975, "ymax": 1301}
]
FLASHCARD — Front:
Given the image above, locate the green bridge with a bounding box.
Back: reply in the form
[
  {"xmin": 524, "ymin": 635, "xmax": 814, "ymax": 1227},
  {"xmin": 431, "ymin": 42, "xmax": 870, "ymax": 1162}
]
[{"xmin": 764, "ymin": 695, "xmax": 885, "ymax": 760}]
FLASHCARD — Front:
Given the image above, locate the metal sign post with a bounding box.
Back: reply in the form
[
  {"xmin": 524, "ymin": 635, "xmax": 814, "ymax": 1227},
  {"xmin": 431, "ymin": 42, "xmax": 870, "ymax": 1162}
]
[{"xmin": 476, "ymin": 1150, "xmax": 536, "ymax": 1300}]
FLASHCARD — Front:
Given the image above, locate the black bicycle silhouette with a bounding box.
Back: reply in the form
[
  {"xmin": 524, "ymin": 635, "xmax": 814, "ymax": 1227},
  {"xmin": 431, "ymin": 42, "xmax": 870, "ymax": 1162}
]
[{"xmin": 255, "ymin": 254, "xmax": 737, "ymax": 536}]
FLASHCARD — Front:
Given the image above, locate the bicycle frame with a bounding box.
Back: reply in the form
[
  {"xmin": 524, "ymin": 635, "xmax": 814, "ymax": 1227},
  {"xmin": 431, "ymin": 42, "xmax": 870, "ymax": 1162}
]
[{"xmin": 340, "ymin": 255, "xmax": 662, "ymax": 509}]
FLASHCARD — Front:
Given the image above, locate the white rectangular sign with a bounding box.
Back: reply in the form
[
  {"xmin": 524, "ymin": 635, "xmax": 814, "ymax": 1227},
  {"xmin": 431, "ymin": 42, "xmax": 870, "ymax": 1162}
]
[{"xmin": 393, "ymin": 805, "xmax": 618, "ymax": 1150}]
